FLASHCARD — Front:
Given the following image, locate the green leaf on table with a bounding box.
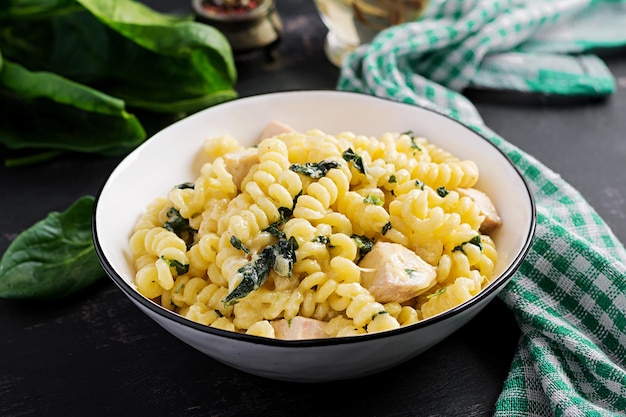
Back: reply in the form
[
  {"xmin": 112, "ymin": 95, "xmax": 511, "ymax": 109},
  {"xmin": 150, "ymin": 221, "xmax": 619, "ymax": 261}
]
[
  {"xmin": 0, "ymin": 0, "xmax": 237, "ymax": 159},
  {"xmin": 0, "ymin": 196, "xmax": 104, "ymax": 299},
  {"xmin": 0, "ymin": 0, "xmax": 237, "ymax": 115},
  {"xmin": 77, "ymin": 0, "xmax": 238, "ymax": 112},
  {"xmin": 0, "ymin": 57, "xmax": 146, "ymax": 154}
]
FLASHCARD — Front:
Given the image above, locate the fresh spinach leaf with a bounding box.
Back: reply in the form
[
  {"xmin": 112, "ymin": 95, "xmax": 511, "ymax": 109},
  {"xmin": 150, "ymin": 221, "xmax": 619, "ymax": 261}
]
[
  {"xmin": 0, "ymin": 196, "xmax": 103, "ymax": 299},
  {"xmin": 0, "ymin": 0, "xmax": 237, "ymax": 113},
  {"xmin": 0, "ymin": 58, "xmax": 145, "ymax": 154},
  {"xmin": 0, "ymin": 0, "xmax": 237, "ymax": 159}
]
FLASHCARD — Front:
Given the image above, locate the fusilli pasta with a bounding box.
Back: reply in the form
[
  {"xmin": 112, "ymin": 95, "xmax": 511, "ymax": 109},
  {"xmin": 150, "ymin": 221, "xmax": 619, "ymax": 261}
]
[{"xmin": 129, "ymin": 125, "xmax": 501, "ymax": 339}]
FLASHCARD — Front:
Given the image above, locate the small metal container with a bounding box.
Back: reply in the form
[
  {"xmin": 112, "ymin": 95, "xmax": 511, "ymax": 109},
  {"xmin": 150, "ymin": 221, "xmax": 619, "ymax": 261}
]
[{"xmin": 192, "ymin": 0, "xmax": 283, "ymax": 58}]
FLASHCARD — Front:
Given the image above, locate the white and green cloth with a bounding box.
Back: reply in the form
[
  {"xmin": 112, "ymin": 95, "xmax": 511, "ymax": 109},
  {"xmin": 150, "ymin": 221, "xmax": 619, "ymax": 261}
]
[{"xmin": 337, "ymin": 0, "xmax": 626, "ymax": 415}]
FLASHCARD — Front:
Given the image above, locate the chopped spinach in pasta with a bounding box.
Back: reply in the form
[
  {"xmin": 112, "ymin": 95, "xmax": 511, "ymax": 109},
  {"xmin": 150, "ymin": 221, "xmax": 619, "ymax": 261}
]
[
  {"xmin": 223, "ymin": 235, "xmax": 299, "ymax": 306},
  {"xmin": 223, "ymin": 246, "xmax": 275, "ymax": 306},
  {"xmin": 400, "ymin": 130, "xmax": 422, "ymax": 151},
  {"xmin": 163, "ymin": 208, "xmax": 196, "ymax": 249},
  {"xmin": 452, "ymin": 235, "xmax": 483, "ymax": 253},
  {"xmin": 342, "ymin": 148, "xmax": 367, "ymax": 174},
  {"xmin": 289, "ymin": 161, "xmax": 340, "ymax": 179},
  {"xmin": 351, "ymin": 234, "xmax": 373, "ymax": 262},
  {"xmin": 230, "ymin": 236, "xmax": 250, "ymax": 254}
]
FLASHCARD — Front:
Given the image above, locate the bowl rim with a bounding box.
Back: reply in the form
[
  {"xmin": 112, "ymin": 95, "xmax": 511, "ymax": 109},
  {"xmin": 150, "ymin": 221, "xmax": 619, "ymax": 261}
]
[{"xmin": 92, "ymin": 90, "xmax": 536, "ymax": 347}]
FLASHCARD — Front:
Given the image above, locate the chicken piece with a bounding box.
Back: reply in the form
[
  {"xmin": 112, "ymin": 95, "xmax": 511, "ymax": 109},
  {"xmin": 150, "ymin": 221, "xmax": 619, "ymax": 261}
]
[
  {"xmin": 222, "ymin": 122, "xmax": 294, "ymax": 190},
  {"xmin": 257, "ymin": 120, "xmax": 295, "ymax": 141},
  {"xmin": 359, "ymin": 242, "xmax": 437, "ymax": 304},
  {"xmin": 457, "ymin": 188, "xmax": 502, "ymax": 234},
  {"xmin": 222, "ymin": 147, "xmax": 259, "ymax": 191},
  {"xmin": 271, "ymin": 316, "xmax": 329, "ymax": 340}
]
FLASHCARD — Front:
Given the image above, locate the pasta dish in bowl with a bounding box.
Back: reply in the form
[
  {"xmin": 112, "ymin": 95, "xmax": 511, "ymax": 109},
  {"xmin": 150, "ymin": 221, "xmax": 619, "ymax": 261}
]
[{"xmin": 93, "ymin": 90, "xmax": 535, "ymax": 382}]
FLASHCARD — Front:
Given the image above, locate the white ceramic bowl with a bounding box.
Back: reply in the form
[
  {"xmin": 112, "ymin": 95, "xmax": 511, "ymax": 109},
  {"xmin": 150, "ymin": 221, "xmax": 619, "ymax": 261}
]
[{"xmin": 93, "ymin": 90, "xmax": 535, "ymax": 382}]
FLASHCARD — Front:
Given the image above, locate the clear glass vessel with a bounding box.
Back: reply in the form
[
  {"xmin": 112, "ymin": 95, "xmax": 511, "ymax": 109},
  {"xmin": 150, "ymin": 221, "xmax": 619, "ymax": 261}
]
[{"xmin": 314, "ymin": 0, "xmax": 428, "ymax": 66}]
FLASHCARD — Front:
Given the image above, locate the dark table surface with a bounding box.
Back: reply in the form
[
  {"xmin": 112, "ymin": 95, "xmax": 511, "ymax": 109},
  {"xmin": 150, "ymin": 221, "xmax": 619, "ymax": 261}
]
[{"xmin": 1, "ymin": 1, "xmax": 624, "ymax": 416}]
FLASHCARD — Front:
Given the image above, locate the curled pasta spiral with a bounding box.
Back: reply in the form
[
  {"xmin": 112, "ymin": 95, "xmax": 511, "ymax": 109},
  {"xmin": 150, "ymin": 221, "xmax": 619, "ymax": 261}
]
[
  {"xmin": 186, "ymin": 232, "xmax": 220, "ymax": 278},
  {"xmin": 411, "ymin": 160, "xmax": 479, "ymax": 190},
  {"xmin": 131, "ymin": 227, "xmax": 189, "ymax": 296},
  {"xmin": 333, "ymin": 283, "xmax": 400, "ymax": 332},
  {"xmin": 168, "ymin": 275, "xmax": 207, "ymax": 307},
  {"xmin": 133, "ymin": 197, "xmax": 170, "ymax": 231},
  {"xmin": 202, "ymin": 134, "xmax": 240, "ymax": 161},
  {"xmin": 169, "ymin": 158, "xmax": 237, "ymax": 219},
  {"xmin": 435, "ymin": 233, "xmax": 498, "ymax": 289},
  {"xmin": 327, "ymin": 233, "xmax": 358, "ymax": 261},
  {"xmin": 280, "ymin": 130, "xmax": 343, "ymax": 164},
  {"xmin": 419, "ymin": 272, "xmax": 483, "ymax": 319},
  {"xmin": 253, "ymin": 138, "xmax": 302, "ymax": 207},
  {"xmin": 336, "ymin": 190, "xmax": 389, "ymax": 236},
  {"xmin": 143, "ymin": 228, "xmax": 188, "ymax": 265},
  {"xmin": 214, "ymin": 233, "xmax": 248, "ymax": 292}
]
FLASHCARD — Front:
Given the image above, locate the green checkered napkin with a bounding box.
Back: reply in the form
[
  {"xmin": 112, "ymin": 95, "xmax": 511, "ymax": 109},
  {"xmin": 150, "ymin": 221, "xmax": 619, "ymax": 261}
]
[
  {"xmin": 339, "ymin": 0, "xmax": 626, "ymax": 126},
  {"xmin": 337, "ymin": 0, "xmax": 626, "ymax": 415}
]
